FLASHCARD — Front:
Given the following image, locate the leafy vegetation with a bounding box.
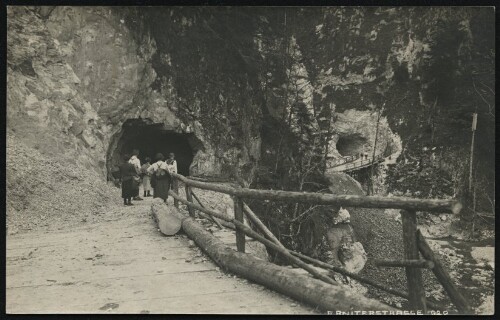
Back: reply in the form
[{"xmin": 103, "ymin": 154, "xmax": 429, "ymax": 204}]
[{"xmin": 131, "ymin": 7, "xmax": 494, "ymax": 252}]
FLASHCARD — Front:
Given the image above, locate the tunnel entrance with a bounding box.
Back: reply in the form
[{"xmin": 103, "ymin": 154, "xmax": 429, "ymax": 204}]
[
  {"xmin": 107, "ymin": 119, "xmax": 203, "ymax": 178},
  {"xmin": 336, "ymin": 134, "xmax": 368, "ymax": 157}
]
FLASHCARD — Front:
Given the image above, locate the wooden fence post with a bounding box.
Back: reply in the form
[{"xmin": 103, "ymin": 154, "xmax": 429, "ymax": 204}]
[
  {"xmin": 173, "ymin": 177, "xmax": 179, "ymax": 208},
  {"xmin": 234, "ymin": 196, "xmax": 245, "ymax": 253},
  {"xmin": 185, "ymin": 185, "xmax": 195, "ymax": 217},
  {"xmin": 401, "ymin": 209, "xmax": 427, "ymax": 313}
]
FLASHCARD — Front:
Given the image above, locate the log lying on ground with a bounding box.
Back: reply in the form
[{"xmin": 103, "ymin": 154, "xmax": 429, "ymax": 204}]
[
  {"xmin": 241, "ymin": 201, "xmax": 446, "ymax": 311},
  {"xmin": 151, "ymin": 199, "xmax": 182, "ymax": 236},
  {"xmin": 163, "ymin": 199, "xmax": 395, "ymax": 312},
  {"xmin": 170, "ymin": 191, "xmax": 337, "ymax": 285}
]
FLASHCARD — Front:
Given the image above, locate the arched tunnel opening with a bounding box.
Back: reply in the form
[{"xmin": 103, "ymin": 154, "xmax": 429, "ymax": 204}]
[
  {"xmin": 107, "ymin": 118, "xmax": 204, "ymax": 179},
  {"xmin": 336, "ymin": 134, "xmax": 368, "ymax": 157}
]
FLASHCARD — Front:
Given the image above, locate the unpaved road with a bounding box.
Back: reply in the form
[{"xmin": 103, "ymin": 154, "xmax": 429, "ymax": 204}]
[{"xmin": 6, "ymin": 195, "xmax": 317, "ymax": 314}]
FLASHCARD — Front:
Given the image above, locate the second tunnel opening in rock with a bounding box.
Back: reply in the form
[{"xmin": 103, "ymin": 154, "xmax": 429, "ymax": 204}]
[
  {"xmin": 111, "ymin": 119, "xmax": 203, "ymax": 176},
  {"xmin": 336, "ymin": 134, "xmax": 368, "ymax": 157}
]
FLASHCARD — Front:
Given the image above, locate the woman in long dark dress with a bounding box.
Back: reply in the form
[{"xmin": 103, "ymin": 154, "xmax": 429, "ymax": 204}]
[
  {"xmin": 120, "ymin": 154, "xmax": 137, "ymax": 206},
  {"xmin": 147, "ymin": 153, "xmax": 171, "ymax": 202}
]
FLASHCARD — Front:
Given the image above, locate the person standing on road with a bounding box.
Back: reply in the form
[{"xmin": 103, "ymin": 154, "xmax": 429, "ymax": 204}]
[
  {"xmin": 148, "ymin": 153, "xmax": 171, "ymax": 203},
  {"xmin": 120, "ymin": 154, "xmax": 137, "ymax": 206},
  {"xmin": 166, "ymin": 152, "xmax": 178, "ymax": 191},
  {"xmin": 129, "ymin": 149, "xmax": 143, "ymax": 201},
  {"xmin": 166, "ymin": 152, "xmax": 177, "ymax": 174},
  {"xmin": 141, "ymin": 157, "xmax": 152, "ymax": 197}
]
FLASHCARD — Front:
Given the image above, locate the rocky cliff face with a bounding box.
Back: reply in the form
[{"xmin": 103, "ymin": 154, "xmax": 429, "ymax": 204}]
[
  {"xmin": 8, "ymin": 7, "xmax": 158, "ymax": 173},
  {"xmin": 6, "ymin": 6, "xmax": 266, "ymax": 232},
  {"xmin": 9, "ymin": 6, "xmax": 492, "ymax": 184},
  {"xmin": 7, "ymin": 6, "xmax": 153, "ymax": 232}
]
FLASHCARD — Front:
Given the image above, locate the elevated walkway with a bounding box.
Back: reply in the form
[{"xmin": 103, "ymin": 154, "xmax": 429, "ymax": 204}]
[{"xmin": 327, "ymin": 153, "xmax": 386, "ymax": 172}]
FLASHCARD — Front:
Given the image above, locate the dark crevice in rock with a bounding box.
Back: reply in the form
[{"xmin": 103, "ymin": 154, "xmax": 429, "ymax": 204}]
[{"xmin": 15, "ymin": 60, "xmax": 37, "ymax": 78}]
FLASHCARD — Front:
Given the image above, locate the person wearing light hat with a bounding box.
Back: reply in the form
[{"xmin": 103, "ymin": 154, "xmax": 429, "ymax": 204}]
[
  {"xmin": 119, "ymin": 154, "xmax": 136, "ymax": 206},
  {"xmin": 128, "ymin": 149, "xmax": 143, "ymax": 201}
]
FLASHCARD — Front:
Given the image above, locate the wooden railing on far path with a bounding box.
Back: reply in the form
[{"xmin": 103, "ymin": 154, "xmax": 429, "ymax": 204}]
[
  {"xmin": 169, "ymin": 172, "xmax": 471, "ymax": 314},
  {"xmin": 328, "ymin": 153, "xmax": 386, "ymax": 172}
]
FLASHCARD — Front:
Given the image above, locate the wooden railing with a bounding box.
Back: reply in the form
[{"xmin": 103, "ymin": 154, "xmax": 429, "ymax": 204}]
[
  {"xmin": 328, "ymin": 153, "xmax": 386, "ymax": 171},
  {"xmin": 330, "ymin": 154, "xmax": 361, "ymax": 165},
  {"xmin": 169, "ymin": 172, "xmax": 471, "ymax": 314}
]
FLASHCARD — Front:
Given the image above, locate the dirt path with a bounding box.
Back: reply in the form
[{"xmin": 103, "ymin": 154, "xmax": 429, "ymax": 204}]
[{"xmin": 6, "ymin": 193, "xmax": 317, "ymax": 314}]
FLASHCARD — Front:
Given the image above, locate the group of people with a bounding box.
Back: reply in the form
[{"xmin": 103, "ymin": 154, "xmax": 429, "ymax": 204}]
[{"xmin": 119, "ymin": 149, "xmax": 177, "ymax": 206}]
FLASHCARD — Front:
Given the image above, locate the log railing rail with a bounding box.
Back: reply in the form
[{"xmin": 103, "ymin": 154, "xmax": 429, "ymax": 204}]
[
  {"xmin": 328, "ymin": 153, "xmax": 386, "ymax": 172},
  {"xmin": 190, "ymin": 190, "xmax": 224, "ymax": 229},
  {"xmin": 170, "ymin": 172, "xmax": 471, "ymax": 314}
]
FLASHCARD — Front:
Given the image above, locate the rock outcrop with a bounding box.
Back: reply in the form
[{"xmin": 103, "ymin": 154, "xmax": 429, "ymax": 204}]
[
  {"xmin": 327, "ymin": 109, "xmax": 399, "ymax": 161},
  {"xmin": 7, "ymin": 7, "xmax": 108, "ymax": 174},
  {"xmin": 339, "ymin": 242, "xmax": 368, "ymax": 274}
]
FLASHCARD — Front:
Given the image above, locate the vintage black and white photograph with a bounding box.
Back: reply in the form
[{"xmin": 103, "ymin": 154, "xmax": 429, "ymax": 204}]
[{"xmin": 5, "ymin": 4, "xmax": 495, "ymax": 315}]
